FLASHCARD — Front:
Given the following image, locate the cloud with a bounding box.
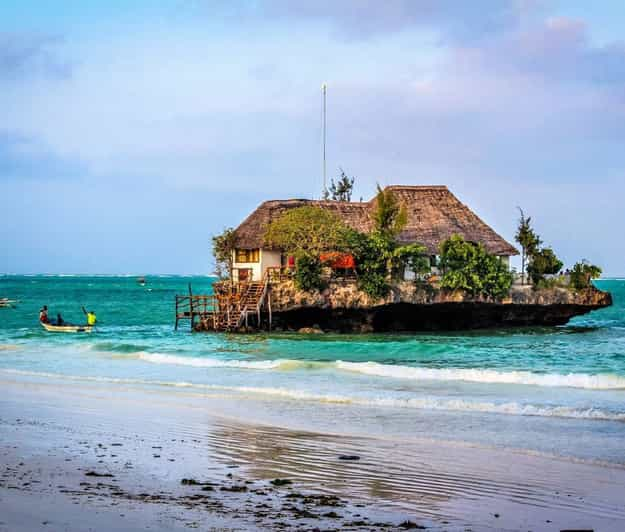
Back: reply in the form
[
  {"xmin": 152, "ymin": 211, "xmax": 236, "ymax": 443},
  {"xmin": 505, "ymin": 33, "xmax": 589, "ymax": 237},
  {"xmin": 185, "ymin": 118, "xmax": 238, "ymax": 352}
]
[
  {"xmin": 0, "ymin": 32, "xmax": 71, "ymax": 80},
  {"xmin": 454, "ymin": 16, "xmax": 625, "ymax": 85},
  {"xmin": 258, "ymin": 0, "xmax": 527, "ymax": 42},
  {"xmin": 0, "ymin": 129, "xmax": 83, "ymax": 180}
]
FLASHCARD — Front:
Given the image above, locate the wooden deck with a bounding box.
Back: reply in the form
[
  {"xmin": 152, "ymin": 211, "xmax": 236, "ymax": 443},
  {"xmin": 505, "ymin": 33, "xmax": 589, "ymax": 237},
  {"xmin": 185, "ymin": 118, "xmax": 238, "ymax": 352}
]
[{"xmin": 175, "ymin": 278, "xmax": 271, "ymax": 332}]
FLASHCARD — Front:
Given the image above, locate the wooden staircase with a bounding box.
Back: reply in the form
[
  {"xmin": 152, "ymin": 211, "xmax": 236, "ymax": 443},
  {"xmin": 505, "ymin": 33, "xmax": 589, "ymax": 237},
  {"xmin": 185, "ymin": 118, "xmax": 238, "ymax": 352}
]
[{"xmin": 176, "ymin": 276, "xmax": 271, "ymax": 332}]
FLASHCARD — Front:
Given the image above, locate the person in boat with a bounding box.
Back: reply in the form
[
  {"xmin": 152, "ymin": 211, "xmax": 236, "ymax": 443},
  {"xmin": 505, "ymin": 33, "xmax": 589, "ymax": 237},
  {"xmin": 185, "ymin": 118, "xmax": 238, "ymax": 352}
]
[
  {"xmin": 82, "ymin": 306, "xmax": 97, "ymax": 326},
  {"xmin": 39, "ymin": 305, "xmax": 49, "ymax": 324},
  {"xmin": 56, "ymin": 313, "xmax": 65, "ymax": 326}
]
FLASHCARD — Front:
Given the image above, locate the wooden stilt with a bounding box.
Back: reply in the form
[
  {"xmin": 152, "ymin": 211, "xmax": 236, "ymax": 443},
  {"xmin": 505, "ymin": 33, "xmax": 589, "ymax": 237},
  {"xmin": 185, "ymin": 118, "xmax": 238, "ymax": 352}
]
[
  {"xmin": 188, "ymin": 283, "xmax": 195, "ymax": 331},
  {"xmin": 268, "ymin": 291, "xmax": 272, "ymax": 331}
]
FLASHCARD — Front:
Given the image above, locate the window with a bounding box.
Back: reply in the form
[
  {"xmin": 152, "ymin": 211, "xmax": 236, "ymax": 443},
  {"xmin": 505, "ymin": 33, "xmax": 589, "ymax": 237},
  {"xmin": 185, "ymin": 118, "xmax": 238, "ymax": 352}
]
[{"xmin": 235, "ymin": 249, "xmax": 260, "ymax": 263}]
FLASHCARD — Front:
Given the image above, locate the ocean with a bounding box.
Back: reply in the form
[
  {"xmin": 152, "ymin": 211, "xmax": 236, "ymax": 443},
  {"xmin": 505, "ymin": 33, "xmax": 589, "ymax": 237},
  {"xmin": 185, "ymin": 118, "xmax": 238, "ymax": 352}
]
[{"xmin": 1, "ymin": 275, "xmax": 624, "ymax": 465}]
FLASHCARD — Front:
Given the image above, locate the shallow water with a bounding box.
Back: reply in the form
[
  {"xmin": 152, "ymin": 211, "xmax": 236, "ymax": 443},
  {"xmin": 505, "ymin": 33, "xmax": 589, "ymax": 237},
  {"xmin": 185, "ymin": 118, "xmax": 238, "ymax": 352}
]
[{"xmin": 1, "ymin": 275, "xmax": 624, "ymax": 463}]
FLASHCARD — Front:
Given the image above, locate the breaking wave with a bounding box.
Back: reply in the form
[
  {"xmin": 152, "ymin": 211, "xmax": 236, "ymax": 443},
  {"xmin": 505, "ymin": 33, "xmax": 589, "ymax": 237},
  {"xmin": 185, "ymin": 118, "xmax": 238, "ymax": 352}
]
[
  {"xmin": 136, "ymin": 353, "xmax": 625, "ymax": 390},
  {"xmin": 335, "ymin": 361, "xmax": 625, "ymax": 390},
  {"xmin": 2, "ymin": 368, "xmax": 624, "ymax": 422},
  {"xmin": 137, "ymin": 352, "xmax": 324, "ymax": 370}
]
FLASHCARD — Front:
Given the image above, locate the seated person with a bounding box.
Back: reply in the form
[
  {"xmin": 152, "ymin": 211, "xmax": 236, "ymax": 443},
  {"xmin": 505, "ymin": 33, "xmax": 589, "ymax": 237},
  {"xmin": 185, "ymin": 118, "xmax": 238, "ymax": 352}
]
[{"xmin": 39, "ymin": 305, "xmax": 49, "ymax": 323}]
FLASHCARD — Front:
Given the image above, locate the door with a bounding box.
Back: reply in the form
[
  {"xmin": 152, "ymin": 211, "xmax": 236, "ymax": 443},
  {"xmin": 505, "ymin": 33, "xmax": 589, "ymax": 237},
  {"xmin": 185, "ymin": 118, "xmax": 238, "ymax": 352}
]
[{"xmin": 237, "ymin": 268, "xmax": 252, "ymax": 282}]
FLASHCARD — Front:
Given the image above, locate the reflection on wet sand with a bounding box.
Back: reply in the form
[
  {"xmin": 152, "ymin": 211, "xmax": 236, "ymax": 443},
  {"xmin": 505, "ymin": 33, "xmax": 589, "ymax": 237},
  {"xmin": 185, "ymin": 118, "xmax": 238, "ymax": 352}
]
[{"xmin": 205, "ymin": 418, "xmax": 625, "ymax": 527}]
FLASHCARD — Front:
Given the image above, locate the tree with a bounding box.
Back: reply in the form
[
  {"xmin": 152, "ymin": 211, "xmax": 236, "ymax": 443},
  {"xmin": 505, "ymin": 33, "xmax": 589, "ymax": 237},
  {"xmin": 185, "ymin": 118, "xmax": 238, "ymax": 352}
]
[
  {"xmin": 372, "ymin": 185, "xmax": 407, "ymax": 240},
  {"xmin": 344, "ymin": 229, "xmax": 391, "ymax": 299},
  {"xmin": 393, "ymin": 243, "xmax": 430, "ymax": 281},
  {"xmin": 569, "ymin": 260, "xmax": 602, "ymax": 290},
  {"xmin": 515, "ymin": 208, "xmax": 541, "ymax": 284},
  {"xmin": 212, "ymin": 228, "xmax": 238, "ymax": 280},
  {"xmin": 527, "ymin": 247, "xmax": 563, "ymax": 285},
  {"xmin": 328, "ymin": 169, "xmax": 355, "ymax": 202},
  {"xmin": 264, "ymin": 206, "xmax": 351, "ymax": 291},
  {"xmin": 439, "ymin": 235, "xmax": 513, "ymax": 299},
  {"xmin": 264, "ymin": 206, "xmax": 350, "ymax": 258}
]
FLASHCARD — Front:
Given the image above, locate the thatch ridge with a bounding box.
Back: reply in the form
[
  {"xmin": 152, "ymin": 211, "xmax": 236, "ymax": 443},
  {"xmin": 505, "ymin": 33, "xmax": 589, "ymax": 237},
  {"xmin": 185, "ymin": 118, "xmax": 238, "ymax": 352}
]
[{"xmin": 233, "ymin": 186, "xmax": 518, "ymax": 256}]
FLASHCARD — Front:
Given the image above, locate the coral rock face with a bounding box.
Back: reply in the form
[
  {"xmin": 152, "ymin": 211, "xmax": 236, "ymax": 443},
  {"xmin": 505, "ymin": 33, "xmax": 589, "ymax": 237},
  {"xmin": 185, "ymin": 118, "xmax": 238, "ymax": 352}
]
[{"xmin": 267, "ymin": 281, "xmax": 611, "ymax": 332}]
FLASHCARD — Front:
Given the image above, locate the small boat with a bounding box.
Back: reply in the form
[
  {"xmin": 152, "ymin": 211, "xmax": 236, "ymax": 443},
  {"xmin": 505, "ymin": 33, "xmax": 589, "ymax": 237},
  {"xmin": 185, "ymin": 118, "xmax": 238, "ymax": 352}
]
[
  {"xmin": 137, "ymin": 276, "xmax": 146, "ymax": 286},
  {"xmin": 41, "ymin": 322, "xmax": 94, "ymax": 333},
  {"xmin": 0, "ymin": 298, "xmax": 18, "ymax": 308}
]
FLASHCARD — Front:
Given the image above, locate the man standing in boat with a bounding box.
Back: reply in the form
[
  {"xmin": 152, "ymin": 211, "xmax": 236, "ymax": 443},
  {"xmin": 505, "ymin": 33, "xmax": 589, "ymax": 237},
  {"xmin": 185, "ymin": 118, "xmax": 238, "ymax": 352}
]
[
  {"xmin": 39, "ymin": 305, "xmax": 49, "ymax": 324},
  {"xmin": 82, "ymin": 306, "xmax": 97, "ymax": 326}
]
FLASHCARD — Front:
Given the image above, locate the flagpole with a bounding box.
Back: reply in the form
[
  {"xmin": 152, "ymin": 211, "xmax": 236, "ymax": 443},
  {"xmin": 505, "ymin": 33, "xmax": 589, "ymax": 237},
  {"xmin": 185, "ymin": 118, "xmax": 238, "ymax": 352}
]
[{"xmin": 322, "ymin": 82, "xmax": 327, "ymax": 199}]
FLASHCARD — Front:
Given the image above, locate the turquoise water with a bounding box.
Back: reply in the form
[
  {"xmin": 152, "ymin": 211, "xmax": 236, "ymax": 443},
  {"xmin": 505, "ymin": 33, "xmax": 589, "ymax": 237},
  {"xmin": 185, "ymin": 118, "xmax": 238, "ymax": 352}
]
[{"xmin": 1, "ymin": 276, "xmax": 625, "ymax": 463}]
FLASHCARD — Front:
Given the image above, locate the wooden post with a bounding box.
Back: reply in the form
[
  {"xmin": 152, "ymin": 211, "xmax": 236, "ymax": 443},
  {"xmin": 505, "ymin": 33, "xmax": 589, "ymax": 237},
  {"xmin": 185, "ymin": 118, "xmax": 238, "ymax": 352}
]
[
  {"xmin": 268, "ymin": 290, "xmax": 272, "ymax": 331},
  {"xmin": 188, "ymin": 283, "xmax": 195, "ymax": 331}
]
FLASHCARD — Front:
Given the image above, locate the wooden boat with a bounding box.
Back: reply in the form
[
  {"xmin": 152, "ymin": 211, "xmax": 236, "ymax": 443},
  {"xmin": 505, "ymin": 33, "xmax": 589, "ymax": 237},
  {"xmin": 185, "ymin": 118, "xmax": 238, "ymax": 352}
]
[{"xmin": 41, "ymin": 322, "xmax": 94, "ymax": 333}]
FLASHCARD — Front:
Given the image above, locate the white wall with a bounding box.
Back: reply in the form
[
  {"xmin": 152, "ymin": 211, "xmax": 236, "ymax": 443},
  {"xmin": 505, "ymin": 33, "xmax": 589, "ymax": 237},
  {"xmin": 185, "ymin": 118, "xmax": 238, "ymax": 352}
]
[
  {"xmin": 261, "ymin": 249, "xmax": 281, "ymax": 275},
  {"xmin": 232, "ymin": 249, "xmax": 281, "ymax": 282},
  {"xmin": 232, "ymin": 250, "xmax": 262, "ymax": 282}
]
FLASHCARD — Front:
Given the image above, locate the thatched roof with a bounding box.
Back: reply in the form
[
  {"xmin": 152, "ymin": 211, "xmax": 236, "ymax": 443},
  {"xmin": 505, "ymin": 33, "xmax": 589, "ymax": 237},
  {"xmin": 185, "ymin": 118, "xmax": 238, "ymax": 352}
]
[{"xmin": 233, "ymin": 185, "xmax": 518, "ymax": 256}]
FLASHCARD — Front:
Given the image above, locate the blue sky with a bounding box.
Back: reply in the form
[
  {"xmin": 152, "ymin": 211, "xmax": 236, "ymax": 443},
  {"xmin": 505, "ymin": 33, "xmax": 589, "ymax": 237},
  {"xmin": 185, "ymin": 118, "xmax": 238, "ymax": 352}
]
[{"xmin": 1, "ymin": 1, "xmax": 624, "ymax": 275}]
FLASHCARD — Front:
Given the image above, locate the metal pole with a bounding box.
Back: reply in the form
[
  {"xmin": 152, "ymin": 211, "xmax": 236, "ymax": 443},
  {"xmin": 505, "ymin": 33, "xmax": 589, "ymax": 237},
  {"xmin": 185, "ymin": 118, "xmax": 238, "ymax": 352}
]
[{"xmin": 322, "ymin": 82, "xmax": 327, "ymax": 199}]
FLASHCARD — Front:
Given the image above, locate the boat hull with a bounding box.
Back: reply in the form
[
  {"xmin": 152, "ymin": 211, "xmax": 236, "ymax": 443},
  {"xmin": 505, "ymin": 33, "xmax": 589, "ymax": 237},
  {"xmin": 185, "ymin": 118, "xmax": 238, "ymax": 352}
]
[{"xmin": 41, "ymin": 323, "xmax": 94, "ymax": 333}]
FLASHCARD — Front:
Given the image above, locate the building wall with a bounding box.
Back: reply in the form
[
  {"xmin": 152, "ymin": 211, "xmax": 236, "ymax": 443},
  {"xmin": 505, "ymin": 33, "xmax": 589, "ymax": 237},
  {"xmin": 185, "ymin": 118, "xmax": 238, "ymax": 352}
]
[
  {"xmin": 232, "ymin": 250, "xmax": 262, "ymax": 282},
  {"xmin": 261, "ymin": 249, "xmax": 282, "ymax": 275},
  {"xmin": 232, "ymin": 249, "xmax": 281, "ymax": 282}
]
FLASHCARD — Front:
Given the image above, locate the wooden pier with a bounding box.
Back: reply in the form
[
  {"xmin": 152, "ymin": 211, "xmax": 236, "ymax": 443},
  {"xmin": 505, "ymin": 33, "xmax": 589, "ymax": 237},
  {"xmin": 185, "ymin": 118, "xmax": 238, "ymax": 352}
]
[{"xmin": 175, "ymin": 276, "xmax": 272, "ymax": 332}]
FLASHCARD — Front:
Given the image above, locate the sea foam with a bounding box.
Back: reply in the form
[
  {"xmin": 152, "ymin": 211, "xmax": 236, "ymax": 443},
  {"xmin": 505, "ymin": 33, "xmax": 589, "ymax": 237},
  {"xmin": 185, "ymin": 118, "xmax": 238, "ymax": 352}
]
[
  {"xmin": 2, "ymin": 368, "xmax": 624, "ymax": 422},
  {"xmin": 335, "ymin": 361, "xmax": 625, "ymax": 390},
  {"xmin": 136, "ymin": 352, "xmax": 625, "ymax": 390}
]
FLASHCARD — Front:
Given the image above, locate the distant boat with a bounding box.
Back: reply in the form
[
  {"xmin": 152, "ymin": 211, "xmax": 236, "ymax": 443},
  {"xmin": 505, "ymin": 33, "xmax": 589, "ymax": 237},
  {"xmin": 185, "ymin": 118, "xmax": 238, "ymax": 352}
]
[
  {"xmin": 41, "ymin": 322, "xmax": 94, "ymax": 333},
  {"xmin": 0, "ymin": 298, "xmax": 18, "ymax": 308},
  {"xmin": 137, "ymin": 276, "xmax": 146, "ymax": 286}
]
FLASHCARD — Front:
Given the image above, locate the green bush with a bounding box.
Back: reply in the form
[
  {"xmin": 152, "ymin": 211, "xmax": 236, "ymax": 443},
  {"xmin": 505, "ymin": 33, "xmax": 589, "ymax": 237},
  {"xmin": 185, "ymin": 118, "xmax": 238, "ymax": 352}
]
[
  {"xmin": 439, "ymin": 235, "xmax": 513, "ymax": 299},
  {"xmin": 527, "ymin": 247, "xmax": 563, "ymax": 285},
  {"xmin": 345, "ymin": 230, "xmax": 390, "ymax": 299},
  {"xmin": 393, "ymin": 243, "xmax": 430, "ymax": 281},
  {"xmin": 294, "ymin": 255, "xmax": 324, "ymax": 292},
  {"xmin": 570, "ymin": 261, "xmax": 602, "ymax": 290}
]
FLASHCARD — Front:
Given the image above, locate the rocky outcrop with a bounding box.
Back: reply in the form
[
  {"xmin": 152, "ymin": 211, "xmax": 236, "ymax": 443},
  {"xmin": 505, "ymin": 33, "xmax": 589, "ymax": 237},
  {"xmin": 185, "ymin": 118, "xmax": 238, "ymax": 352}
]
[{"xmin": 266, "ymin": 281, "xmax": 612, "ymax": 332}]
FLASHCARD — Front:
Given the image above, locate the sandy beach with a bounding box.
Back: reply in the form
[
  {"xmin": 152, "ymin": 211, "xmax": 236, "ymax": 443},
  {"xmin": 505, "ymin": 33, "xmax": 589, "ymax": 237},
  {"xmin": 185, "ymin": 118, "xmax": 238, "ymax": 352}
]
[{"xmin": 2, "ymin": 376, "xmax": 625, "ymax": 531}]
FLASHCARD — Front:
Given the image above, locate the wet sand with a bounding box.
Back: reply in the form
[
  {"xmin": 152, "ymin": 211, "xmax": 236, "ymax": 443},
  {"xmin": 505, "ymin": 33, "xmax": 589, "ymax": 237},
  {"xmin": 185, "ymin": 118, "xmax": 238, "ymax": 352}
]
[{"xmin": 2, "ymin": 377, "xmax": 625, "ymax": 531}]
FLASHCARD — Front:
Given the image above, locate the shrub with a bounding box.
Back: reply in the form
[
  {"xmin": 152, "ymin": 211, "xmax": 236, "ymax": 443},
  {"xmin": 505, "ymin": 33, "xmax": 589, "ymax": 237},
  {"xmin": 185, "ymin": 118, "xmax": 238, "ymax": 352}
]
[
  {"xmin": 527, "ymin": 247, "xmax": 563, "ymax": 285},
  {"xmin": 439, "ymin": 235, "xmax": 513, "ymax": 299},
  {"xmin": 212, "ymin": 227, "xmax": 237, "ymax": 280},
  {"xmin": 264, "ymin": 206, "xmax": 351, "ymax": 257},
  {"xmin": 393, "ymin": 243, "xmax": 430, "ymax": 281},
  {"xmin": 345, "ymin": 230, "xmax": 391, "ymax": 299},
  {"xmin": 570, "ymin": 261, "xmax": 602, "ymax": 290},
  {"xmin": 294, "ymin": 255, "xmax": 324, "ymax": 292}
]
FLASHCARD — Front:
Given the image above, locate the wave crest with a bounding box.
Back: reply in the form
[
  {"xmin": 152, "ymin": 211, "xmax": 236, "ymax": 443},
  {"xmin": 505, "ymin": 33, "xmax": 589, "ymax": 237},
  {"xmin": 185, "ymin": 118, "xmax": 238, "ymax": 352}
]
[
  {"xmin": 336, "ymin": 361, "xmax": 625, "ymax": 390},
  {"xmin": 136, "ymin": 353, "xmax": 625, "ymax": 390}
]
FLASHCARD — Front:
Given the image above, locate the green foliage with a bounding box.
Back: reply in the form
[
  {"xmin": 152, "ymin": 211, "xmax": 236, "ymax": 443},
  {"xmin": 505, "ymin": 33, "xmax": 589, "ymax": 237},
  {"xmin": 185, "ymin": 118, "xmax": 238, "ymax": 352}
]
[
  {"xmin": 344, "ymin": 230, "xmax": 390, "ymax": 298},
  {"xmin": 264, "ymin": 206, "xmax": 350, "ymax": 257},
  {"xmin": 570, "ymin": 260, "xmax": 602, "ymax": 290},
  {"xmin": 393, "ymin": 243, "xmax": 430, "ymax": 280},
  {"xmin": 515, "ymin": 208, "xmax": 541, "ymax": 284},
  {"xmin": 527, "ymin": 247, "xmax": 563, "ymax": 285},
  {"xmin": 439, "ymin": 235, "xmax": 513, "ymax": 299},
  {"xmin": 328, "ymin": 168, "xmax": 355, "ymax": 202},
  {"xmin": 345, "ymin": 230, "xmax": 430, "ymax": 298},
  {"xmin": 294, "ymin": 255, "xmax": 324, "ymax": 292},
  {"xmin": 212, "ymin": 227, "xmax": 237, "ymax": 279},
  {"xmin": 372, "ymin": 185, "xmax": 407, "ymax": 240},
  {"xmin": 264, "ymin": 206, "xmax": 352, "ymax": 292}
]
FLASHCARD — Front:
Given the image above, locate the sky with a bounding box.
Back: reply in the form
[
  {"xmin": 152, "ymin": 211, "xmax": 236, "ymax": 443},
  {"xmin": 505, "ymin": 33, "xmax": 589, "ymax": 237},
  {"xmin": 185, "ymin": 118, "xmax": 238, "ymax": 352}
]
[{"xmin": 1, "ymin": 1, "xmax": 624, "ymax": 275}]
